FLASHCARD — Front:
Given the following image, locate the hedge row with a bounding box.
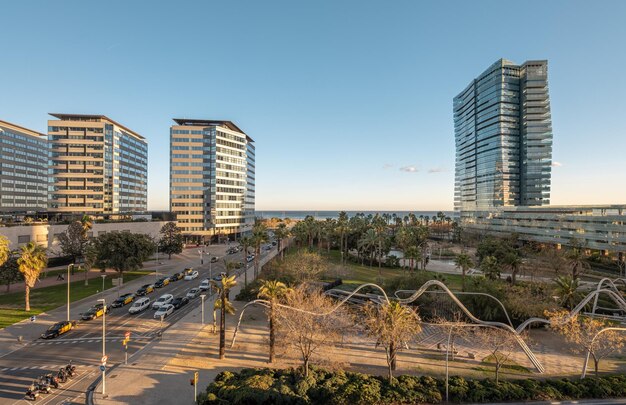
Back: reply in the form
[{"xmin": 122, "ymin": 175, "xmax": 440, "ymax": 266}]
[{"xmin": 198, "ymin": 367, "xmax": 626, "ymax": 404}]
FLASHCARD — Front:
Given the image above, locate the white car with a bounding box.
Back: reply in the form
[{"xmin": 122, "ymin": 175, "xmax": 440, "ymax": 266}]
[
  {"xmin": 129, "ymin": 297, "xmax": 151, "ymax": 314},
  {"xmin": 199, "ymin": 279, "xmax": 210, "ymax": 291},
  {"xmin": 186, "ymin": 288, "xmax": 200, "ymax": 299},
  {"xmin": 184, "ymin": 270, "xmax": 199, "ymax": 280},
  {"xmin": 154, "ymin": 304, "xmax": 174, "ymax": 319},
  {"xmin": 152, "ymin": 294, "xmax": 174, "ymax": 310}
]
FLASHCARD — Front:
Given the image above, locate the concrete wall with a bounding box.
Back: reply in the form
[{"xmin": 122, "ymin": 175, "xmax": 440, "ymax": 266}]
[{"xmin": 0, "ymin": 221, "xmax": 166, "ymax": 256}]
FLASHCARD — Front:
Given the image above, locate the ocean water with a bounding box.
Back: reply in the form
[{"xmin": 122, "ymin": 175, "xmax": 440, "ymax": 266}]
[{"xmin": 257, "ymin": 211, "xmax": 453, "ymax": 220}]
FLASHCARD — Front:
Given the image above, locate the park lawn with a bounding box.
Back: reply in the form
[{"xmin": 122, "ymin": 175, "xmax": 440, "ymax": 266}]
[
  {"xmin": 0, "ymin": 270, "xmax": 151, "ymax": 329},
  {"xmin": 320, "ymin": 249, "xmax": 465, "ymax": 292}
]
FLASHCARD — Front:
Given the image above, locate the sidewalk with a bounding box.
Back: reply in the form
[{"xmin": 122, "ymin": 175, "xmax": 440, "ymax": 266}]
[
  {"xmin": 1, "ymin": 268, "xmax": 120, "ymax": 294},
  {"xmin": 92, "ymin": 246, "xmax": 283, "ymax": 405}
]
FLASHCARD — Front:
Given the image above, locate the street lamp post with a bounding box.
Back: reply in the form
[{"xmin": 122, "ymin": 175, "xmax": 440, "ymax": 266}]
[
  {"xmin": 199, "ymin": 249, "xmax": 204, "ymax": 265},
  {"xmin": 97, "ymin": 298, "xmax": 107, "ymax": 397},
  {"xmin": 67, "ymin": 264, "xmax": 73, "ymax": 322},
  {"xmin": 101, "ymin": 274, "xmax": 106, "ymax": 293},
  {"xmin": 209, "ymin": 257, "xmax": 212, "ymax": 283},
  {"xmin": 200, "ymin": 294, "xmax": 206, "ymax": 325}
]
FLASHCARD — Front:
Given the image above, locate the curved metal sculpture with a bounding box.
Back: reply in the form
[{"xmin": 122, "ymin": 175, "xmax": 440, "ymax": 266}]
[{"xmin": 394, "ymin": 289, "xmax": 514, "ymax": 328}]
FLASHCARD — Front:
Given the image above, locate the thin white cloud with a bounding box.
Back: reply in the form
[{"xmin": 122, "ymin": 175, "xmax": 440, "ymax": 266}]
[
  {"xmin": 428, "ymin": 167, "xmax": 446, "ymax": 173},
  {"xmin": 399, "ymin": 165, "xmax": 418, "ymax": 173},
  {"xmin": 382, "ymin": 163, "xmax": 393, "ymax": 170},
  {"xmin": 552, "ymin": 161, "xmax": 563, "ymax": 167}
]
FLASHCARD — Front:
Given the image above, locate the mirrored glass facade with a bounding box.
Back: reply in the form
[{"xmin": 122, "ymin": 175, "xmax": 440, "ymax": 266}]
[
  {"xmin": 169, "ymin": 119, "xmax": 255, "ymax": 242},
  {"xmin": 454, "ymin": 59, "xmax": 552, "ymax": 217},
  {"xmin": 0, "ymin": 120, "xmax": 48, "ymax": 213}
]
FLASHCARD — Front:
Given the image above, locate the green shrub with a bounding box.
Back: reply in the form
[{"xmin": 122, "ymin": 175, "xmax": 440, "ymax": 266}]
[{"xmin": 198, "ymin": 367, "xmax": 626, "ymax": 405}]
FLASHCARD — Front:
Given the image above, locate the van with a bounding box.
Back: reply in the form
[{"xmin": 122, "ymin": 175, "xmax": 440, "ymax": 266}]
[
  {"xmin": 129, "ymin": 297, "xmax": 151, "ymax": 314},
  {"xmin": 199, "ymin": 279, "xmax": 210, "ymax": 291}
]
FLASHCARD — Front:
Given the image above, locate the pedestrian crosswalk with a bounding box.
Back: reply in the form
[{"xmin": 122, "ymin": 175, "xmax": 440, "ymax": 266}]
[
  {"xmin": 0, "ymin": 364, "xmax": 96, "ymax": 373},
  {"xmin": 27, "ymin": 335, "xmax": 153, "ymax": 346}
]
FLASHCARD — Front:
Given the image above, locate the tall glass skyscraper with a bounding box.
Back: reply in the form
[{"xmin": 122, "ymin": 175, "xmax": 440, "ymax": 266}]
[
  {"xmin": 454, "ymin": 59, "xmax": 553, "ymax": 217},
  {"xmin": 169, "ymin": 119, "xmax": 255, "ymax": 243}
]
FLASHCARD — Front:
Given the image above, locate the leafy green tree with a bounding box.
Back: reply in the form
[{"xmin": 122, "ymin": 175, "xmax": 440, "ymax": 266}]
[
  {"xmin": 17, "ymin": 242, "xmax": 48, "ymax": 311},
  {"xmin": 91, "ymin": 232, "xmax": 156, "ymax": 280},
  {"xmin": 554, "ymin": 275, "xmax": 581, "ymax": 310},
  {"xmin": 455, "ymin": 252, "xmax": 474, "ymax": 291},
  {"xmin": 211, "ymin": 274, "xmax": 237, "ymax": 359},
  {"xmin": 158, "ymin": 222, "xmax": 184, "ymax": 259},
  {"xmin": 57, "ymin": 221, "xmax": 89, "ymax": 265},
  {"xmin": 364, "ymin": 301, "xmax": 421, "ymax": 382},
  {"xmin": 0, "ymin": 235, "xmax": 9, "ymax": 268},
  {"xmin": 0, "ymin": 250, "xmax": 21, "ymax": 292},
  {"xmin": 480, "ymin": 255, "xmax": 500, "ymax": 280},
  {"xmin": 258, "ymin": 280, "xmax": 292, "ymax": 363}
]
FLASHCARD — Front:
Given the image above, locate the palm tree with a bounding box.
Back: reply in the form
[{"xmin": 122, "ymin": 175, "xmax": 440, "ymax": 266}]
[
  {"xmin": 404, "ymin": 245, "xmax": 420, "ymax": 272},
  {"xmin": 358, "ymin": 229, "xmax": 378, "ymax": 267},
  {"xmin": 211, "ymin": 274, "xmax": 237, "ymax": 359},
  {"xmin": 252, "ymin": 222, "xmax": 269, "ymax": 278},
  {"xmin": 503, "ymin": 252, "xmax": 523, "ymax": 284},
  {"xmin": 80, "ymin": 215, "xmax": 93, "ymax": 238},
  {"xmin": 239, "ymin": 235, "xmax": 252, "ymax": 287},
  {"xmin": 323, "ymin": 218, "xmax": 336, "ymax": 252},
  {"xmin": 567, "ymin": 241, "xmax": 589, "ymax": 280},
  {"xmin": 17, "ymin": 242, "xmax": 48, "ymax": 311},
  {"xmin": 336, "ymin": 211, "xmax": 349, "ymax": 265},
  {"xmin": 480, "ymin": 255, "xmax": 500, "ymax": 280},
  {"xmin": 258, "ymin": 280, "xmax": 292, "ymax": 363},
  {"xmin": 455, "ymin": 252, "xmax": 474, "ymax": 291},
  {"xmin": 273, "ymin": 223, "xmax": 289, "ymax": 260},
  {"xmin": 554, "ymin": 275, "xmax": 581, "ymax": 310}
]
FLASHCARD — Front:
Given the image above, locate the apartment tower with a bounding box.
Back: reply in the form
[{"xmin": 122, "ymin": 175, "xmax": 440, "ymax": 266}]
[
  {"xmin": 0, "ymin": 120, "xmax": 48, "ymax": 214},
  {"xmin": 454, "ymin": 59, "xmax": 553, "ymax": 218},
  {"xmin": 48, "ymin": 114, "xmax": 147, "ymax": 217},
  {"xmin": 169, "ymin": 119, "xmax": 255, "ymax": 243}
]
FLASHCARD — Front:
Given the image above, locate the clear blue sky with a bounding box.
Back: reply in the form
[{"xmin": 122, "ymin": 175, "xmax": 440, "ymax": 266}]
[{"xmin": 2, "ymin": 1, "xmax": 625, "ymax": 211}]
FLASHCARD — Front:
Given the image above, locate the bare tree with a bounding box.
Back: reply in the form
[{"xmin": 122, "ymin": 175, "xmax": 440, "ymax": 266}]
[
  {"xmin": 363, "ymin": 301, "xmax": 421, "ymax": 382},
  {"xmin": 281, "ymin": 250, "xmax": 328, "ymax": 283},
  {"xmin": 275, "ymin": 286, "xmax": 346, "ymax": 377},
  {"xmin": 434, "ymin": 313, "xmax": 470, "ymax": 361},
  {"xmin": 547, "ymin": 310, "xmax": 626, "ymax": 377},
  {"xmin": 472, "ymin": 327, "xmax": 521, "ymax": 384}
]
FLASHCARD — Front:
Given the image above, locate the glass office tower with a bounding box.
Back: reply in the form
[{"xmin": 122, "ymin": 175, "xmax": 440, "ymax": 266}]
[
  {"xmin": 0, "ymin": 120, "xmax": 48, "ymax": 214},
  {"xmin": 48, "ymin": 114, "xmax": 147, "ymax": 217},
  {"xmin": 454, "ymin": 59, "xmax": 553, "ymax": 217},
  {"xmin": 169, "ymin": 119, "xmax": 255, "ymax": 243}
]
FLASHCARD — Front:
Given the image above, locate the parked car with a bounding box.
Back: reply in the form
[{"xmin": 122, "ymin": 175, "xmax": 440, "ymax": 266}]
[
  {"xmin": 246, "ymin": 255, "xmax": 254, "ymax": 263},
  {"xmin": 186, "ymin": 288, "xmax": 200, "ymax": 299},
  {"xmin": 111, "ymin": 293, "xmax": 134, "ymax": 308},
  {"xmin": 136, "ymin": 284, "xmax": 155, "ymax": 296},
  {"xmin": 154, "ymin": 304, "xmax": 175, "ymax": 319},
  {"xmin": 81, "ymin": 303, "xmax": 110, "ymax": 321},
  {"xmin": 154, "ymin": 277, "xmax": 170, "ymax": 288},
  {"xmin": 129, "ymin": 297, "xmax": 151, "ymax": 314},
  {"xmin": 182, "ymin": 267, "xmax": 194, "ymax": 275},
  {"xmin": 271, "ymin": 241, "xmax": 277, "ymax": 246},
  {"xmin": 227, "ymin": 248, "xmax": 237, "ymax": 255},
  {"xmin": 152, "ymin": 294, "xmax": 174, "ymax": 309},
  {"xmin": 169, "ymin": 272, "xmax": 183, "ymax": 282},
  {"xmin": 184, "ymin": 270, "xmax": 199, "ymax": 280},
  {"xmin": 210, "ymin": 256, "xmax": 219, "ymax": 263},
  {"xmin": 41, "ymin": 320, "xmax": 75, "ymax": 339},
  {"xmin": 171, "ymin": 296, "xmax": 189, "ymax": 309},
  {"xmin": 199, "ymin": 279, "xmax": 210, "ymax": 291}
]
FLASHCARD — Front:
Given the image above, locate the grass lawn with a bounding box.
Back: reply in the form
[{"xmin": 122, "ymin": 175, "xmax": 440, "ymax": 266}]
[
  {"xmin": 318, "ymin": 249, "xmax": 464, "ymax": 292},
  {"xmin": 0, "ymin": 270, "xmax": 151, "ymax": 329}
]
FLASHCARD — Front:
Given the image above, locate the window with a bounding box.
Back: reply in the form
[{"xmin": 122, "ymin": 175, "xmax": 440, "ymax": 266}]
[{"xmin": 18, "ymin": 235, "xmax": 30, "ymax": 243}]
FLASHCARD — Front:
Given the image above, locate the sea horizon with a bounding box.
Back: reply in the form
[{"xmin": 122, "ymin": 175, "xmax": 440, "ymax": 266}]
[{"xmin": 257, "ymin": 210, "xmax": 454, "ymax": 220}]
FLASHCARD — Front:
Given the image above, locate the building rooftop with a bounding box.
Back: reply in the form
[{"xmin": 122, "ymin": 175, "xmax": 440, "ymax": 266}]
[
  {"xmin": 48, "ymin": 113, "xmax": 145, "ymax": 140},
  {"xmin": 0, "ymin": 119, "xmax": 47, "ymax": 138},
  {"xmin": 172, "ymin": 118, "xmax": 253, "ymax": 142}
]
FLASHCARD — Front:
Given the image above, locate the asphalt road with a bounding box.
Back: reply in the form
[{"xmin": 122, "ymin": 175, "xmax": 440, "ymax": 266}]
[{"xmin": 0, "ymin": 246, "xmax": 264, "ymax": 404}]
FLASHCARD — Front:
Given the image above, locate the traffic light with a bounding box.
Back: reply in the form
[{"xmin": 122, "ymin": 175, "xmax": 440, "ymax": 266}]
[{"xmin": 190, "ymin": 371, "xmax": 198, "ymax": 385}]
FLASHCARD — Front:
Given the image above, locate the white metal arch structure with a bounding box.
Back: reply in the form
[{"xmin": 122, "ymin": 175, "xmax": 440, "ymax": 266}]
[
  {"xmin": 385, "ymin": 280, "xmax": 544, "ymax": 372},
  {"xmin": 230, "ymin": 283, "xmax": 391, "ymax": 347},
  {"xmin": 394, "ymin": 289, "xmax": 514, "ymax": 328},
  {"xmin": 580, "ymin": 326, "xmax": 626, "ymax": 378}
]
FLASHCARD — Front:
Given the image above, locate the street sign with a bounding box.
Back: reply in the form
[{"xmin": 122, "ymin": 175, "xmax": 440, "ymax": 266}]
[
  {"xmin": 99, "ymin": 365, "xmax": 106, "ymax": 372},
  {"xmin": 125, "ymin": 331, "xmax": 131, "ymax": 339},
  {"xmin": 101, "ymin": 355, "xmax": 108, "ymax": 363}
]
